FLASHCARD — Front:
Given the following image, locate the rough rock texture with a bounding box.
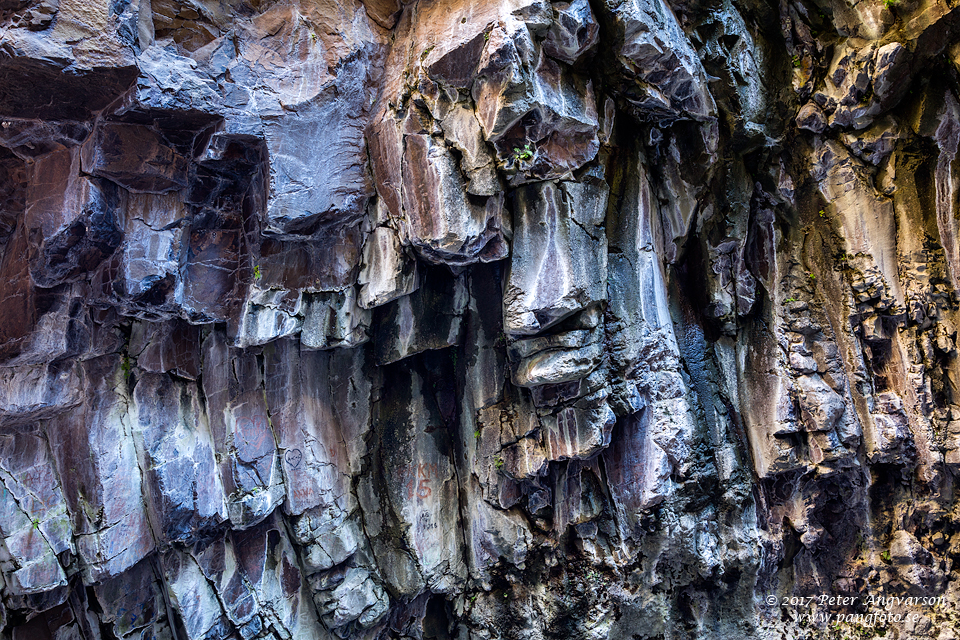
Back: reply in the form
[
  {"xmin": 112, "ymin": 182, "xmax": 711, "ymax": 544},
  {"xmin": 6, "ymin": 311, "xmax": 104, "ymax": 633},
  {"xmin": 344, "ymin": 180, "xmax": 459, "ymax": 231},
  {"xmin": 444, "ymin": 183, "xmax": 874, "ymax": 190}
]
[{"xmin": 2, "ymin": 0, "xmax": 960, "ymax": 639}]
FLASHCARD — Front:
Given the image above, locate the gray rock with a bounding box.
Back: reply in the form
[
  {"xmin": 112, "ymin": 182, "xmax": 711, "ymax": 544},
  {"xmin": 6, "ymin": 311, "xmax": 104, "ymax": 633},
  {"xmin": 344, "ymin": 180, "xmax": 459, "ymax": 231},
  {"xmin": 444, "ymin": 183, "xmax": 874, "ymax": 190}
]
[
  {"xmin": 358, "ymin": 226, "xmax": 419, "ymax": 309},
  {"xmin": 504, "ymin": 179, "xmax": 607, "ymax": 337},
  {"xmin": 134, "ymin": 372, "xmax": 227, "ymax": 543},
  {"xmin": 512, "ymin": 331, "xmax": 603, "ymax": 387},
  {"xmin": 796, "ymin": 374, "xmax": 845, "ymax": 433},
  {"xmin": 3, "ymin": 0, "xmax": 960, "ymax": 637},
  {"xmin": 81, "ymin": 123, "xmax": 189, "ymax": 194},
  {"xmin": 373, "ymin": 267, "xmax": 467, "ymax": 365},
  {"xmin": 542, "ymin": 0, "xmax": 598, "ymax": 64},
  {"xmin": 797, "ymin": 102, "xmax": 827, "ymax": 133},
  {"xmin": 400, "ymin": 132, "xmax": 508, "ymax": 266},
  {"xmin": 301, "ymin": 287, "xmax": 371, "ymax": 351},
  {"xmin": 316, "ymin": 567, "xmax": 388, "ymax": 630},
  {"xmin": 603, "ymin": 0, "xmax": 716, "ymax": 121},
  {"xmin": 842, "ymin": 115, "xmax": 900, "ymax": 165}
]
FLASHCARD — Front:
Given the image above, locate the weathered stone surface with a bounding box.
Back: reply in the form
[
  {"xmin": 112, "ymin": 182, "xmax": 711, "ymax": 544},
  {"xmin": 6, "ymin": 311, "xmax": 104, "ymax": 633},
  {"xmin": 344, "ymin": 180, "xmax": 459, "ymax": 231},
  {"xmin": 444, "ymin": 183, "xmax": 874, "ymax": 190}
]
[
  {"xmin": 603, "ymin": 411, "xmax": 671, "ymax": 535},
  {"xmin": 232, "ymin": 1, "xmax": 383, "ymax": 239},
  {"xmin": 817, "ymin": 41, "xmax": 912, "ymax": 130},
  {"xmin": 797, "ymin": 102, "xmax": 827, "ymax": 133},
  {"xmin": 0, "ymin": 361, "xmax": 82, "ymax": 423},
  {"xmin": 0, "ymin": 60, "xmax": 137, "ymax": 121},
  {"xmin": 49, "ymin": 356, "xmax": 155, "ymax": 582},
  {"xmin": 94, "ymin": 559, "xmax": 173, "ymax": 640},
  {"xmin": 3, "ymin": 0, "xmax": 960, "ymax": 638},
  {"xmin": 366, "ymin": 363, "xmax": 467, "ymax": 594},
  {"xmin": 300, "ymin": 287, "xmax": 371, "ymax": 350},
  {"xmin": 131, "ymin": 319, "xmax": 201, "ymax": 379},
  {"xmin": 602, "ymin": 0, "xmax": 716, "ymax": 121},
  {"xmin": 400, "ymin": 132, "xmax": 508, "ymax": 265},
  {"xmin": 472, "ymin": 32, "xmax": 601, "ymax": 184},
  {"xmin": 512, "ymin": 325, "xmax": 603, "ymax": 387},
  {"xmin": 373, "ymin": 267, "xmax": 467, "ymax": 365},
  {"xmin": 178, "ymin": 228, "xmax": 242, "ymax": 324},
  {"xmin": 504, "ymin": 179, "xmax": 607, "ymax": 337},
  {"xmin": 81, "ymin": 123, "xmax": 189, "ymax": 194},
  {"xmin": 116, "ymin": 192, "xmax": 187, "ymax": 314},
  {"xmin": 200, "ymin": 328, "xmax": 284, "ymax": 529},
  {"xmin": 26, "ymin": 148, "xmax": 123, "ymax": 288},
  {"xmin": 0, "ymin": 431, "xmax": 70, "ymax": 594},
  {"xmin": 134, "ymin": 372, "xmax": 227, "ymax": 543},
  {"xmin": 542, "ymin": 0, "xmax": 598, "ymax": 65},
  {"xmin": 358, "ymin": 226, "xmax": 419, "ymax": 309}
]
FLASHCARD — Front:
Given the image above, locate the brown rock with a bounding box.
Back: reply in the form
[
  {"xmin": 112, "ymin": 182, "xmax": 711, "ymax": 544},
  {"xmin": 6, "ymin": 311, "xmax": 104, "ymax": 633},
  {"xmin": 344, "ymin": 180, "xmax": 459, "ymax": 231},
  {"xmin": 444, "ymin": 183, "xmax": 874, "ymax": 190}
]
[{"xmin": 81, "ymin": 123, "xmax": 189, "ymax": 194}]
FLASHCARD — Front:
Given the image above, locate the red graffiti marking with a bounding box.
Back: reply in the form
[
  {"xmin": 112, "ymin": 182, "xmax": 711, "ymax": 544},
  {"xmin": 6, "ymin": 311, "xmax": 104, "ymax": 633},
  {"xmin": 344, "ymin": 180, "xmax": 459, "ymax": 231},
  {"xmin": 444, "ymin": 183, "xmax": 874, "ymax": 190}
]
[
  {"xmin": 291, "ymin": 484, "xmax": 313, "ymax": 504},
  {"xmin": 236, "ymin": 415, "xmax": 272, "ymax": 459},
  {"xmin": 405, "ymin": 477, "xmax": 431, "ymax": 500},
  {"xmin": 399, "ymin": 463, "xmax": 439, "ymax": 501}
]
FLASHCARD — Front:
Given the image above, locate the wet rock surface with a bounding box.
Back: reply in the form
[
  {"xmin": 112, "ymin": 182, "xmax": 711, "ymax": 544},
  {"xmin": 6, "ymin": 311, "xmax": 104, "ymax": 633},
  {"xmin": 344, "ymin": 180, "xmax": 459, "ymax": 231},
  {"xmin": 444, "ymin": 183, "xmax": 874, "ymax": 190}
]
[{"xmin": 2, "ymin": 0, "xmax": 960, "ymax": 638}]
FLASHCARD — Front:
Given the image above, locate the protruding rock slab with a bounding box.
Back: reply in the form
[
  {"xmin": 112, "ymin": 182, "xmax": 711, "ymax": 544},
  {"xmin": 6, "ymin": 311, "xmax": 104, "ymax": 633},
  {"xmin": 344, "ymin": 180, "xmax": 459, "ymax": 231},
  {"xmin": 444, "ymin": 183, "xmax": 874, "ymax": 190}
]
[
  {"xmin": 504, "ymin": 179, "xmax": 607, "ymax": 337},
  {"xmin": 81, "ymin": 123, "xmax": 190, "ymax": 194},
  {"xmin": 25, "ymin": 147, "xmax": 123, "ymax": 288},
  {"xmin": 374, "ymin": 267, "xmax": 467, "ymax": 365},
  {"xmin": 134, "ymin": 372, "xmax": 227, "ymax": 544},
  {"xmin": 179, "ymin": 228, "xmax": 241, "ymax": 324},
  {"xmin": 400, "ymin": 132, "xmax": 508, "ymax": 266},
  {"xmin": 602, "ymin": 0, "xmax": 716, "ymax": 120},
  {"xmin": 358, "ymin": 226, "xmax": 419, "ymax": 309}
]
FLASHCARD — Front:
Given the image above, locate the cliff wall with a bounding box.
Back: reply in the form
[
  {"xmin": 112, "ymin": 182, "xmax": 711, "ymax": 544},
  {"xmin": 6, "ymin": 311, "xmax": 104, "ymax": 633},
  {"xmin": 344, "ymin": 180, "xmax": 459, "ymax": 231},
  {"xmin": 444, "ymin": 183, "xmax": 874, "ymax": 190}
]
[{"xmin": 1, "ymin": 0, "xmax": 960, "ymax": 638}]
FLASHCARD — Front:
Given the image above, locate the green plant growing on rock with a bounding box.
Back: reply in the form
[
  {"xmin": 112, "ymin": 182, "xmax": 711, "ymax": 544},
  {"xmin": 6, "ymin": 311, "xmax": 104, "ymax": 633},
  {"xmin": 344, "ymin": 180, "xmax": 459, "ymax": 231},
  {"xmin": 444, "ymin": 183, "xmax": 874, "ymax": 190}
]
[
  {"xmin": 785, "ymin": 297, "xmax": 798, "ymax": 303},
  {"xmin": 884, "ymin": 0, "xmax": 899, "ymax": 8},
  {"xmin": 121, "ymin": 354, "xmax": 133, "ymax": 380},
  {"xmin": 495, "ymin": 456, "xmax": 504, "ymax": 470},
  {"xmin": 880, "ymin": 550, "xmax": 891, "ymax": 563},
  {"xmin": 513, "ymin": 144, "xmax": 534, "ymax": 163},
  {"xmin": 792, "ymin": 55, "xmax": 801, "ymax": 68},
  {"xmin": 253, "ymin": 265, "xmax": 262, "ymax": 281}
]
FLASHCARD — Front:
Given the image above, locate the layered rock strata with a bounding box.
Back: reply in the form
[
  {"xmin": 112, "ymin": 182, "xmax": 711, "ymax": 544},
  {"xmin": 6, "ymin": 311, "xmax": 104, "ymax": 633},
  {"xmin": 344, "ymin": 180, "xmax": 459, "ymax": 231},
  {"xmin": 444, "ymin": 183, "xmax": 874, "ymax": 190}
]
[{"xmin": 2, "ymin": 0, "xmax": 960, "ymax": 638}]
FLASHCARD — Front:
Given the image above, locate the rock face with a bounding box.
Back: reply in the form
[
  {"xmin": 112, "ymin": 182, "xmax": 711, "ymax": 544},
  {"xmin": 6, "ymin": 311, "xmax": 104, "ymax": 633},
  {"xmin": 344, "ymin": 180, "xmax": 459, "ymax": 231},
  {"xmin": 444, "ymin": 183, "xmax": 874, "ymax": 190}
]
[{"xmin": 2, "ymin": 0, "xmax": 960, "ymax": 638}]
